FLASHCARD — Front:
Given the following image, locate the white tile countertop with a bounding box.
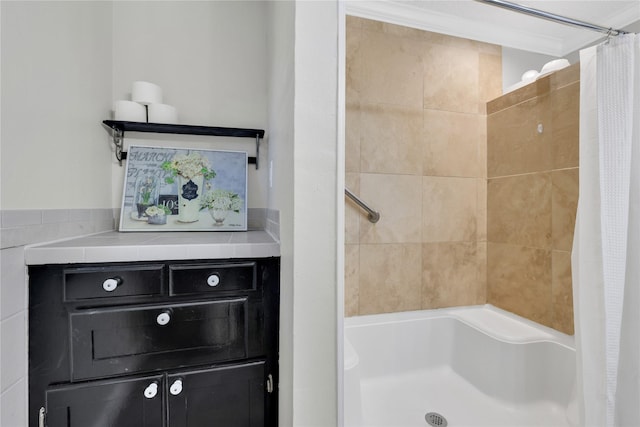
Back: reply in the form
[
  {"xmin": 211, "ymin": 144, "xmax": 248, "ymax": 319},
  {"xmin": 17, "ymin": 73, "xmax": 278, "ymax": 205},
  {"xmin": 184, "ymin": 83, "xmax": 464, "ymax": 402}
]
[{"xmin": 25, "ymin": 230, "xmax": 280, "ymax": 265}]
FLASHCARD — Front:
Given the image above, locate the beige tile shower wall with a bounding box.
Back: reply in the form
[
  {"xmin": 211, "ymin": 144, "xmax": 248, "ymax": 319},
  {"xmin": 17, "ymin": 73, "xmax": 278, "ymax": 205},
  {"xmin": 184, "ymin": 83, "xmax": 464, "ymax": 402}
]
[
  {"xmin": 486, "ymin": 64, "xmax": 579, "ymax": 334},
  {"xmin": 344, "ymin": 16, "xmax": 501, "ymax": 317}
]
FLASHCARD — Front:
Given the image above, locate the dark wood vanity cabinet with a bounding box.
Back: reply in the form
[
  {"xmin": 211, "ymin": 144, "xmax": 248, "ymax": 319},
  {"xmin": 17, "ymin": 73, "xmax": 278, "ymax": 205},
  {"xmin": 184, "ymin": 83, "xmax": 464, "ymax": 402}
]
[{"xmin": 28, "ymin": 257, "xmax": 279, "ymax": 427}]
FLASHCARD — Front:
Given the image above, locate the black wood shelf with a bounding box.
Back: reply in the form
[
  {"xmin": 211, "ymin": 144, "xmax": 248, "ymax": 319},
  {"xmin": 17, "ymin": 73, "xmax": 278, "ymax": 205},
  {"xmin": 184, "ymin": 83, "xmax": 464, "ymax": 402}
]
[
  {"xmin": 102, "ymin": 120, "xmax": 264, "ymax": 168},
  {"xmin": 103, "ymin": 120, "xmax": 264, "ymax": 139}
]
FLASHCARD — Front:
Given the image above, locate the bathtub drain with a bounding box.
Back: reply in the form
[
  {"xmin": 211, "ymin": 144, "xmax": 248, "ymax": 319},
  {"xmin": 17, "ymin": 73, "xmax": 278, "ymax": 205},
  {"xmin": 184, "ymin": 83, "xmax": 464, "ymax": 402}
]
[{"xmin": 425, "ymin": 412, "xmax": 447, "ymax": 427}]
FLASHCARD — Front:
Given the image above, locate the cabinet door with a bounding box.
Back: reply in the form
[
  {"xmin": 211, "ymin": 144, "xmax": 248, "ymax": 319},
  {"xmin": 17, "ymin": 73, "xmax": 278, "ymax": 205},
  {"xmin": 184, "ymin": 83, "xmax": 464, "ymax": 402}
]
[
  {"xmin": 45, "ymin": 374, "xmax": 163, "ymax": 427},
  {"xmin": 168, "ymin": 362, "xmax": 265, "ymax": 427}
]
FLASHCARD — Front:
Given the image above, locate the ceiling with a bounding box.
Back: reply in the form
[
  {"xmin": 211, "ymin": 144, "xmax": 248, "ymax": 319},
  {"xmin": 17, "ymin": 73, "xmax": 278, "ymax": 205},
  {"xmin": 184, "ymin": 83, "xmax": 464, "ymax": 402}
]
[{"xmin": 345, "ymin": 1, "xmax": 640, "ymax": 56}]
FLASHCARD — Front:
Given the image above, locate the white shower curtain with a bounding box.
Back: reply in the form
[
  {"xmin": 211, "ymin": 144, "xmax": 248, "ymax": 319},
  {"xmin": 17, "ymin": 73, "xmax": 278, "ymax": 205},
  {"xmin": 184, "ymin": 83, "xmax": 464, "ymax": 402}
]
[{"xmin": 573, "ymin": 33, "xmax": 640, "ymax": 427}]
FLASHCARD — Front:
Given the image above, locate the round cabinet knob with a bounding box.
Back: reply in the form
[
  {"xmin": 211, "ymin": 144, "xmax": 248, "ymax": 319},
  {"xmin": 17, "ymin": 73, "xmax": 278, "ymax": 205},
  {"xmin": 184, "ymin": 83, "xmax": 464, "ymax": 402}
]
[
  {"xmin": 169, "ymin": 379, "xmax": 183, "ymax": 396},
  {"xmin": 102, "ymin": 277, "xmax": 121, "ymax": 292},
  {"xmin": 207, "ymin": 274, "xmax": 220, "ymax": 287},
  {"xmin": 156, "ymin": 311, "xmax": 171, "ymax": 326},
  {"xmin": 144, "ymin": 382, "xmax": 158, "ymax": 399}
]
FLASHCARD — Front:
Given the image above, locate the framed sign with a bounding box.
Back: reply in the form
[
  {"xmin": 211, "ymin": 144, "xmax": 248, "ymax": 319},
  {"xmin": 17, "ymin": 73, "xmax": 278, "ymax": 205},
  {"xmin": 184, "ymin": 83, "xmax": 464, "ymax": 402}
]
[{"xmin": 119, "ymin": 145, "xmax": 247, "ymax": 232}]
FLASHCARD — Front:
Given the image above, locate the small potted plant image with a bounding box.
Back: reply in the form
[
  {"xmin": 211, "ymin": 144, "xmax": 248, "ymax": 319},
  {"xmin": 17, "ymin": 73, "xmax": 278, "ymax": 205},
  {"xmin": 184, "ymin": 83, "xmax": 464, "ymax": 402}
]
[
  {"xmin": 133, "ymin": 175, "xmax": 159, "ymax": 220},
  {"xmin": 162, "ymin": 153, "xmax": 216, "ymax": 223},
  {"xmin": 145, "ymin": 205, "xmax": 171, "ymax": 225},
  {"xmin": 200, "ymin": 188, "xmax": 243, "ymax": 226}
]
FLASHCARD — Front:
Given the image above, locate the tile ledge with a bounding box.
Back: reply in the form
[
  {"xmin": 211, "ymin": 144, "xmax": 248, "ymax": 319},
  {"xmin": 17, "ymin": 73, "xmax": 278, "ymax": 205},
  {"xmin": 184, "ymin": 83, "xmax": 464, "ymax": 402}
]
[{"xmin": 25, "ymin": 230, "xmax": 280, "ymax": 265}]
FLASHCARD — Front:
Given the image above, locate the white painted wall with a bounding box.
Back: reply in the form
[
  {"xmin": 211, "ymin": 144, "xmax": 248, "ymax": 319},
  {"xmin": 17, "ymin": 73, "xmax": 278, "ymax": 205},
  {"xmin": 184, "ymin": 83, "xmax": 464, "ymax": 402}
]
[
  {"xmin": 2, "ymin": 2, "xmax": 339, "ymax": 426},
  {"xmin": 110, "ymin": 1, "xmax": 269, "ymax": 209},
  {"xmin": 565, "ymin": 19, "xmax": 640, "ymax": 64},
  {"xmin": 1, "ymin": 1, "xmax": 113, "ymax": 210},
  {"xmin": 266, "ymin": 0, "xmax": 340, "ymax": 424},
  {"xmin": 501, "ymin": 46, "xmax": 558, "ymax": 93},
  {"xmin": 1, "ymin": 2, "xmax": 113, "ymax": 424},
  {"xmin": 291, "ymin": 1, "xmax": 339, "ymax": 425},
  {"xmin": 502, "ymin": 19, "xmax": 640, "ymax": 93},
  {"xmin": 265, "ymin": 1, "xmax": 295, "ymax": 425}
]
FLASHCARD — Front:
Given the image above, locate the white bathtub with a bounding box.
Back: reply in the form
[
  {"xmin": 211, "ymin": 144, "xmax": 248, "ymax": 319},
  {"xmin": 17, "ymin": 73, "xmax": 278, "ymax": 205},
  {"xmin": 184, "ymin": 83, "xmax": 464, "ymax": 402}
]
[{"xmin": 344, "ymin": 304, "xmax": 577, "ymax": 427}]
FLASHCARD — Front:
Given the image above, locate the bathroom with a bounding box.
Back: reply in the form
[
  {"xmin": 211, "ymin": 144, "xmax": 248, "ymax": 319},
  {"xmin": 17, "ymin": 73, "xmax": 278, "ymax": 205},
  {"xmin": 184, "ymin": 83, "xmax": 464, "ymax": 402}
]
[{"xmin": 1, "ymin": 1, "xmax": 639, "ymax": 426}]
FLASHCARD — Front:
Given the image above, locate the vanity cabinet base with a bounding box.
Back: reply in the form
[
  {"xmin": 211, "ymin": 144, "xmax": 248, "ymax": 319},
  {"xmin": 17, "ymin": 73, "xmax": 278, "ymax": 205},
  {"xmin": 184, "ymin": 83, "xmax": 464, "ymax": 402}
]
[{"xmin": 28, "ymin": 257, "xmax": 279, "ymax": 427}]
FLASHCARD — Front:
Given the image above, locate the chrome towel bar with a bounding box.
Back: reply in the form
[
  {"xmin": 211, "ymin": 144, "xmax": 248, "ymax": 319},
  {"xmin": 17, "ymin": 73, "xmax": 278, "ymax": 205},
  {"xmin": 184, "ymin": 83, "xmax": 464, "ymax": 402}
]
[{"xmin": 345, "ymin": 187, "xmax": 380, "ymax": 223}]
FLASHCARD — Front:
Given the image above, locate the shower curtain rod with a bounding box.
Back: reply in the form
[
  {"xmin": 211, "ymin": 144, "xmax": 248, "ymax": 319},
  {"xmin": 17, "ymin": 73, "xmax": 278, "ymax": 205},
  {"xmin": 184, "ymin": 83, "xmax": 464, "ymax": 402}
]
[{"xmin": 473, "ymin": 0, "xmax": 629, "ymax": 36}]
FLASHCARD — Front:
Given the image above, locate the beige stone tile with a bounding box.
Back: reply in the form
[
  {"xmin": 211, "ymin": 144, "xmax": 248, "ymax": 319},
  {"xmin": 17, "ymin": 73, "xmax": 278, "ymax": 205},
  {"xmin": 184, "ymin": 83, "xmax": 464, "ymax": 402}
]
[
  {"xmin": 478, "ymin": 116, "xmax": 487, "ymax": 178},
  {"xmin": 423, "ymin": 177, "xmax": 477, "ymax": 242},
  {"xmin": 358, "ymin": 29, "xmax": 425, "ymax": 108},
  {"xmin": 487, "ymin": 173, "xmax": 552, "ymax": 249},
  {"xmin": 360, "ymin": 17, "xmax": 385, "ymax": 33},
  {"xmin": 487, "ymin": 85, "xmax": 532, "ymax": 115},
  {"xmin": 487, "ymin": 94, "xmax": 552, "ymax": 177},
  {"xmin": 360, "ymin": 103, "xmax": 424, "ymax": 175},
  {"xmin": 487, "ymin": 88, "xmax": 519, "ymax": 115},
  {"xmin": 552, "ymin": 250, "xmax": 574, "ymax": 334},
  {"xmin": 422, "ymin": 242, "xmax": 482, "ymax": 309},
  {"xmin": 359, "ymin": 243, "xmax": 422, "ymax": 314},
  {"xmin": 487, "ymin": 76, "xmax": 550, "ymax": 115},
  {"xmin": 476, "ymin": 241, "xmax": 487, "ymax": 302},
  {"xmin": 418, "ymin": 29, "xmax": 459, "ymax": 46},
  {"xmin": 345, "ymin": 244, "xmax": 360, "ymax": 317},
  {"xmin": 487, "ymin": 242, "xmax": 552, "ymax": 327},
  {"xmin": 423, "ymin": 43, "xmax": 480, "ymax": 114},
  {"xmin": 345, "ymin": 106, "xmax": 361, "ymax": 173},
  {"xmin": 534, "ymin": 74, "xmax": 552, "ymax": 95},
  {"xmin": 479, "ymin": 53, "xmax": 502, "ymax": 105},
  {"xmin": 476, "ymin": 41, "xmax": 502, "ymax": 56},
  {"xmin": 426, "ymin": 32, "xmax": 479, "ymax": 51},
  {"xmin": 423, "ymin": 110, "xmax": 482, "ymax": 177},
  {"xmin": 427, "ymin": 32, "xmax": 500, "ymax": 55},
  {"xmin": 346, "ymin": 15, "xmax": 365, "ymax": 30},
  {"xmin": 551, "ymin": 63, "xmax": 580, "ymax": 90},
  {"xmin": 346, "ymin": 25, "xmax": 363, "ymax": 106},
  {"xmin": 552, "ymin": 168, "xmax": 579, "ymax": 251},
  {"xmin": 477, "ymin": 178, "xmax": 487, "ymax": 242},
  {"xmin": 345, "ymin": 173, "xmax": 360, "ymax": 245},
  {"xmin": 361, "ymin": 18, "xmax": 432, "ymax": 41},
  {"xmin": 552, "ymin": 83, "xmax": 579, "ymax": 169},
  {"xmin": 359, "ymin": 174, "xmax": 422, "ymax": 244},
  {"xmin": 358, "ymin": 18, "xmax": 493, "ymax": 51}
]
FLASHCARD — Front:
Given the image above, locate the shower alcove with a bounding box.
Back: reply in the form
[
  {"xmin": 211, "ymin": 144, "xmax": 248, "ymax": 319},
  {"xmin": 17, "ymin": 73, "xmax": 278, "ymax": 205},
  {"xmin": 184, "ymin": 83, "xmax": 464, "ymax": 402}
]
[{"xmin": 343, "ymin": 15, "xmax": 578, "ymax": 334}]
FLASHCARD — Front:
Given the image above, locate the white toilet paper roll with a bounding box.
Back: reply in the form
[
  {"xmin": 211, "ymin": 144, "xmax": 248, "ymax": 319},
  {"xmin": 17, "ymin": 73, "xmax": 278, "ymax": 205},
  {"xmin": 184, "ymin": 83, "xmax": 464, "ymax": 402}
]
[
  {"xmin": 113, "ymin": 100, "xmax": 147, "ymax": 122},
  {"xmin": 132, "ymin": 81, "xmax": 162, "ymax": 105},
  {"xmin": 148, "ymin": 103, "xmax": 178, "ymax": 124}
]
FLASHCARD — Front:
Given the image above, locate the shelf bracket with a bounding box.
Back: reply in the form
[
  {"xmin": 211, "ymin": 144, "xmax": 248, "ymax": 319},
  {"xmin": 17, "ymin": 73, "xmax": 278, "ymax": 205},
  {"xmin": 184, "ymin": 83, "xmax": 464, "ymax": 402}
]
[{"xmin": 113, "ymin": 128, "xmax": 125, "ymax": 166}]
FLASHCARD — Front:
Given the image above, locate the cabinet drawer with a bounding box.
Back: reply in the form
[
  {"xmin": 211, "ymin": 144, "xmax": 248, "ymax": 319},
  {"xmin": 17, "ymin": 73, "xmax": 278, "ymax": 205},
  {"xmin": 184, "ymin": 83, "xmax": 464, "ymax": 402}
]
[
  {"xmin": 64, "ymin": 265, "xmax": 164, "ymax": 301},
  {"xmin": 169, "ymin": 262, "xmax": 256, "ymax": 296},
  {"xmin": 70, "ymin": 299, "xmax": 248, "ymax": 380}
]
